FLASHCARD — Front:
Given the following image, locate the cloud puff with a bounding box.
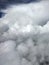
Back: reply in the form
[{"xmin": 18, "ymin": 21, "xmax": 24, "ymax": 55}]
[
  {"xmin": 1, "ymin": 0, "xmax": 49, "ymax": 26},
  {"xmin": 0, "ymin": 0, "xmax": 49, "ymax": 65}
]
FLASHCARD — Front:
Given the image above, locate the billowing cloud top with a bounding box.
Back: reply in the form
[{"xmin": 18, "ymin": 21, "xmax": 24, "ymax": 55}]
[{"xmin": 0, "ymin": 0, "xmax": 49, "ymax": 65}]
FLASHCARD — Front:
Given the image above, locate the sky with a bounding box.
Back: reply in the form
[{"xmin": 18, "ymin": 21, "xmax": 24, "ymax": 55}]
[
  {"xmin": 0, "ymin": 0, "xmax": 37, "ymax": 9},
  {"xmin": 0, "ymin": 0, "xmax": 49, "ymax": 65}
]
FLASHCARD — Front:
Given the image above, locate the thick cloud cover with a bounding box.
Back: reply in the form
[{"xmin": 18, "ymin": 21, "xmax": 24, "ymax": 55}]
[{"xmin": 0, "ymin": 0, "xmax": 49, "ymax": 65}]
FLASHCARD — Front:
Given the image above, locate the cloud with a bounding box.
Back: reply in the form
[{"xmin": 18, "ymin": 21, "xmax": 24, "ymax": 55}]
[
  {"xmin": 1, "ymin": 0, "xmax": 49, "ymax": 26},
  {"xmin": 0, "ymin": 0, "xmax": 39, "ymax": 9},
  {"xmin": 0, "ymin": 0, "xmax": 49, "ymax": 65}
]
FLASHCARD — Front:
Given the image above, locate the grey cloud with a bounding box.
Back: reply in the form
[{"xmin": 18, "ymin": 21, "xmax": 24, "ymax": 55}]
[{"xmin": 0, "ymin": 0, "xmax": 49, "ymax": 65}]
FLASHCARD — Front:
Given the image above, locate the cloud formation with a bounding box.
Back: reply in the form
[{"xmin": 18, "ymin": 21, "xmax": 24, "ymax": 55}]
[{"xmin": 0, "ymin": 0, "xmax": 49, "ymax": 65}]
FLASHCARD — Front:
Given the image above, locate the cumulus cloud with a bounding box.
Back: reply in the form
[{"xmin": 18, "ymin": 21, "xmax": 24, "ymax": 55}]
[
  {"xmin": 0, "ymin": 0, "xmax": 49, "ymax": 65},
  {"xmin": 1, "ymin": 1, "xmax": 49, "ymax": 26}
]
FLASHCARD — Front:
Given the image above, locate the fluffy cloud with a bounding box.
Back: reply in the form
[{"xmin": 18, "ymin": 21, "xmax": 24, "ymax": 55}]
[
  {"xmin": 1, "ymin": 0, "xmax": 49, "ymax": 26},
  {"xmin": 0, "ymin": 0, "xmax": 49, "ymax": 65}
]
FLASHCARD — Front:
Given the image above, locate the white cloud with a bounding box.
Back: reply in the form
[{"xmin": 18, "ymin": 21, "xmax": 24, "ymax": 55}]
[
  {"xmin": 0, "ymin": 0, "xmax": 49, "ymax": 65},
  {"xmin": 1, "ymin": 0, "xmax": 49, "ymax": 26}
]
